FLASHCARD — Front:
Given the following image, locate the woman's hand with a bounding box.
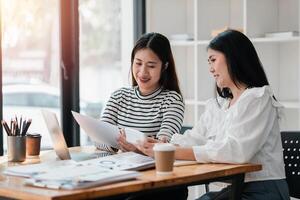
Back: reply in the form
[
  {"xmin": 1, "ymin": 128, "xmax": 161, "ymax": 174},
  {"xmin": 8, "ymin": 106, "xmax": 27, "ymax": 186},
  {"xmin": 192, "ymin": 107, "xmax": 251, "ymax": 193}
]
[
  {"xmin": 135, "ymin": 137, "xmax": 161, "ymax": 157},
  {"xmin": 117, "ymin": 129, "xmax": 138, "ymax": 152}
]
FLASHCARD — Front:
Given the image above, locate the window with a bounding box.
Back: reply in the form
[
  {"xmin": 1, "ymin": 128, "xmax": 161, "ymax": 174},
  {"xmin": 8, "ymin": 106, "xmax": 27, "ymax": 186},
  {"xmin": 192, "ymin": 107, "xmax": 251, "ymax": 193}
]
[
  {"xmin": 29, "ymin": 94, "xmax": 59, "ymax": 108},
  {"xmin": 3, "ymin": 93, "xmax": 28, "ymax": 106},
  {"xmin": 79, "ymin": 0, "xmax": 134, "ymax": 145},
  {"xmin": 0, "ymin": 0, "xmax": 136, "ymax": 153},
  {"xmin": 1, "ymin": 0, "xmax": 60, "ymax": 150}
]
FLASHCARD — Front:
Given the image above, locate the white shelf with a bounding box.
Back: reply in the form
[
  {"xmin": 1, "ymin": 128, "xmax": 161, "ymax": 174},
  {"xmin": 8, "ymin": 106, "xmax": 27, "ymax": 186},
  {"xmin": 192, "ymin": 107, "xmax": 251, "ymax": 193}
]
[
  {"xmin": 170, "ymin": 40, "xmax": 195, "ymax": 46},
  {"xmin": 175, "ymin": 36, "xmax": 300, "ymax": 47},
  {"xmin": 251, "ymin": 36, "xmax": 300, "ymax": 43},
  {"xmin": 147, "ymin": 0, "xmax": 300, "ymax": 128},
  {"xmin": 185, "ymin": 100, "xmax": 300, "ymax": 109},
  {"xmin": 197, "ymin": 40, "xmax": 210, "ymax": 45}
]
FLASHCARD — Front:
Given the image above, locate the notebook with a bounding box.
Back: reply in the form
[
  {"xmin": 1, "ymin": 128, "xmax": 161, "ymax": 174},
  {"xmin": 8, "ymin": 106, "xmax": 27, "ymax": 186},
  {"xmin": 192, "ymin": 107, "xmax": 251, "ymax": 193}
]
[{"xmin": 41, "ymin": 109, "xmax": 106, "ymax": 161}]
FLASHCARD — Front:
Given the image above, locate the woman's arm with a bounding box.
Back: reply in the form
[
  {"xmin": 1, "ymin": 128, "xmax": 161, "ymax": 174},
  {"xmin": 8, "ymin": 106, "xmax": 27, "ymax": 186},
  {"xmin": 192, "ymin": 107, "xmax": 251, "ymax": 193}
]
[
  {"xmin": 117, "ymin": 129, "xmax": 140, "ymax": 153},
  {"xmin": 174, "ymin": 147, "xmax": 196, "ymax": 160},
  {"xmin": 157, "ymin": 94, "xmax": 185, "ymax": 141},
  {"xmin": 136, "ymin": 138, "xmax": 196, "ymax": 160},
  {"xmin": 170, "ymin": 99, "xmax": 215, "ymax": 147}
]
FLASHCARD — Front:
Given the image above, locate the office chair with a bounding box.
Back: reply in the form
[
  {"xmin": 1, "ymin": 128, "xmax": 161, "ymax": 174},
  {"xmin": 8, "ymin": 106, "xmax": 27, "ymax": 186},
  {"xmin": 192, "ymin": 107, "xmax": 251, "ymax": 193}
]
[
  {"xmin": 281, "ymin": 131, "xmax": 300, "ymax": 199},
  {"xmin": 180, "ymin": 125, "xmax": 193, "ymax": 134},
  {"xmin": 180, "ymin": 126, "xmax": 210, "ymax": 193}
]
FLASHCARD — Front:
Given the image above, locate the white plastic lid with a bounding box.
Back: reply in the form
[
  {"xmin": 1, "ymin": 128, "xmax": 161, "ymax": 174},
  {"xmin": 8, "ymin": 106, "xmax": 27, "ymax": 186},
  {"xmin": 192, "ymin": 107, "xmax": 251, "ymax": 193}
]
[{"xmin": 153, "ymin": 143, "xmax": 176, "ymax": 151}]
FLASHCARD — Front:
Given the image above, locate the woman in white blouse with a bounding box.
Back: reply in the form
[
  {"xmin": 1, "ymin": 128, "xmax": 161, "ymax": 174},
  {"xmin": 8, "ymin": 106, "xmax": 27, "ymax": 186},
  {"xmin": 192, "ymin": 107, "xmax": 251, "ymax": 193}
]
[{"xmin": 136, "ymin": 29, "xmax": 290, "ymax": 200}]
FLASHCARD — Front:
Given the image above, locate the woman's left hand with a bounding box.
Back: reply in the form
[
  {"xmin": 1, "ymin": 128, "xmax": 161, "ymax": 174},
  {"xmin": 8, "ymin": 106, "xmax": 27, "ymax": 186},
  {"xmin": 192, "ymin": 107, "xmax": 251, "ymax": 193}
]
[
  {"xmin": 117, "ymin": 129, "xmax": 138, "ymax": 152},
  {"xmin": 135, "ymin": 137, "xmax": 161, "ymax": 157}
]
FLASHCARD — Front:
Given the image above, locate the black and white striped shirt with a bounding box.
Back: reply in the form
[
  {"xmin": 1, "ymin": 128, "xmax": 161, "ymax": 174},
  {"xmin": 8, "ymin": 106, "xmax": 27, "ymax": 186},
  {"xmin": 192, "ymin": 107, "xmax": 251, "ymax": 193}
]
[{"xmin": 100, "ymin": 86, "xmax": 185, "ymax": 145}]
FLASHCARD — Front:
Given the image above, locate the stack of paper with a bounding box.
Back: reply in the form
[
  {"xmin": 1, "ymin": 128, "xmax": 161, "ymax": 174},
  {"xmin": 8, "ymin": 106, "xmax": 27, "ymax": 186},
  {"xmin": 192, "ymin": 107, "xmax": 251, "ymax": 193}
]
[
  {"xmin": 25, "ymin": 165, "xmax": 139, "ymax": 190},
  {"xmin": 4, "ymin": 159, "xmax": 140, "ymax": 190},
  {"xmin": 80, "ymin": 151, "xmax": 155, "ymax": 171},
  {"xmin": 4, "ymin": 150, "xmax": 196, "ymax": 190},
  {"xmin": 79, "ymin": 152, "xmax": 197, "ymax": 170},
  {"xmin": 4, "ymin": 160, "xmax": 77, "ymax": 177}
]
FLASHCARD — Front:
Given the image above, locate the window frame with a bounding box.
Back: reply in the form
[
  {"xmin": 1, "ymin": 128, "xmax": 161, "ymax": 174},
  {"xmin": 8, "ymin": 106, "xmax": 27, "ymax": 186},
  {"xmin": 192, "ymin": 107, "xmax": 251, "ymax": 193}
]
[{"xmin": 0, "ymin": 0, "xmax": 146, "ymax": 155}]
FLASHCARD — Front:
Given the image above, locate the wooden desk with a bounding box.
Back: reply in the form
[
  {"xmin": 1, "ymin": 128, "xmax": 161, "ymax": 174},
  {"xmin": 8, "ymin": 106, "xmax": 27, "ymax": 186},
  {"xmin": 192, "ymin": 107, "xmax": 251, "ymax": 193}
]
[{"xmin": 0, "ymin": 146, "xmax": 262, "ymax": 200}]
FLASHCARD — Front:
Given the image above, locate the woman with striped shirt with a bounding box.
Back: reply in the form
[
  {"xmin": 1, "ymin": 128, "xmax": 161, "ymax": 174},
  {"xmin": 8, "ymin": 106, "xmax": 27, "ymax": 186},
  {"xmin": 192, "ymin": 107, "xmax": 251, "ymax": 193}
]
[{"xmin": 99, "ymin": 32, "xmax": 185, "ymax": 153}]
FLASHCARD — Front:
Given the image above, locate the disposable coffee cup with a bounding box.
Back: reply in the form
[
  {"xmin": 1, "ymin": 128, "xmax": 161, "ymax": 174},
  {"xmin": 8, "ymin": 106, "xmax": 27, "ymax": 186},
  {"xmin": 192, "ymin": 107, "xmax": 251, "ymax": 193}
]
[
  {"xmin": 26, "ymin": 133, "xmax": 41, "ymax": 157},
  {"xmin": 7, "ymin": 136, "xmax": 26, "ymax": 162},
  {"xmin": 153, "ymin": 143, "xmax": 176, "ymax": 175}
]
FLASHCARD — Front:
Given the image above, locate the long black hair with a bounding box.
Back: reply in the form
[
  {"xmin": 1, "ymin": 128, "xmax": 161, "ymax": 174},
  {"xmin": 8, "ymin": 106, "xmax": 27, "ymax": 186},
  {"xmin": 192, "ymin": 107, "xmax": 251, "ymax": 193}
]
[
  {"xmin": 207, "ymin": 29, "xmax": 269, "ymax": 98},
  {"xmin": 131, "ymin": 32, "xmax": 182, "ymax": 95}
]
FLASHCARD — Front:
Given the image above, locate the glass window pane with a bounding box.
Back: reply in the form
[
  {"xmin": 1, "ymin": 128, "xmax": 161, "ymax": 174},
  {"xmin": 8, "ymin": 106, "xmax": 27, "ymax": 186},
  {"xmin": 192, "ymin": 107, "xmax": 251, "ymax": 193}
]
[
  {"xmin": 3, "ymin": 93, "xmax": 28, "ymax": 106},
  {"xmin": 1, "ymin": 0, "xmax": 60, "ymax": 151},
  {"xmin": 79, "ymin": 0, "xmax": 133, "ymax": 145}
]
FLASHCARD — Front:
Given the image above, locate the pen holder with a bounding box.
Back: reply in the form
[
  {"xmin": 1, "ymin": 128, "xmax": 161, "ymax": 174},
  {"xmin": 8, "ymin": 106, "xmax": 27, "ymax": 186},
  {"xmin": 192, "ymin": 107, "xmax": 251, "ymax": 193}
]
[
  {"xmin": 26, "ymin": 133, "xmax": 41, "ymax": 157},
  {"xmin": 7, "ymin": 136, "xmax": 26, "ymax": 162}
]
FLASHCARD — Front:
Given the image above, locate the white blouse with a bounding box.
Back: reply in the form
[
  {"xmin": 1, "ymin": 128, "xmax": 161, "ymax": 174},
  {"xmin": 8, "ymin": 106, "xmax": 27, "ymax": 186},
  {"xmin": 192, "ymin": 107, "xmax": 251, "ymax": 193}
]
[{"xmin": 171, "ymin": 86, "xmax": 286, "ymax": 182}]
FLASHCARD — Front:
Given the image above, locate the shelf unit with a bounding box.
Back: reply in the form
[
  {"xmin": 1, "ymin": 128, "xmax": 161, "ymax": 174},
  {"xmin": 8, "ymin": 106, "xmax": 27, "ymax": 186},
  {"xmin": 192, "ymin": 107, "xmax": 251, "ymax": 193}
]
[{"xmin": 146, "ymin": 0, "xmax": 300, "ymax": 130}]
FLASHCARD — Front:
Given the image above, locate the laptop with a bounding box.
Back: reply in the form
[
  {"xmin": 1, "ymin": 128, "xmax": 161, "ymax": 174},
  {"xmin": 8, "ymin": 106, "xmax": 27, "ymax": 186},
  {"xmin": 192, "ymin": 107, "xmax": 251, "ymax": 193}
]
[{"xmin": 41, "ymin": 109, "xmax": 110, "ymax": 161}]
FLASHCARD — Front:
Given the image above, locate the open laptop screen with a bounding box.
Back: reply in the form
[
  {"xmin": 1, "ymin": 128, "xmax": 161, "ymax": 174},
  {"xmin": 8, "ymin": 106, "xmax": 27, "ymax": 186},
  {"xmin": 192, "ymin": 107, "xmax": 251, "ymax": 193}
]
[{"xmin": 41, "ymin": 110, "xmax": 71, "ymax": 160}]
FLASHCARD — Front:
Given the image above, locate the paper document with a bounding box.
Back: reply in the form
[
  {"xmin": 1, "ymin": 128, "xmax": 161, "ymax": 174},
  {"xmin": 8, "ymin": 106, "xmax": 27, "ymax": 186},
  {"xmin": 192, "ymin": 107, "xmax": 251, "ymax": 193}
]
[
  {"xmin": 25, "ymin": 165, "xmax": 140, "ymax": 190},
  {"xmin": 4, "ymin": 160, "xmax": 77, "ymax": 177},
  {"xmin": 72, "ymin": 111, "xmax": 147, "ymax": 148},
  {"xmin": 4, "ymin": 158, "xmax": 140, "ymax": 190},
  {"xmin": 79, "ymin": 152, "xmax": 155, "ymax": 171},
  {"xmin": 124, "ymin": 127, "xmax": 147, "ymax": 144}
]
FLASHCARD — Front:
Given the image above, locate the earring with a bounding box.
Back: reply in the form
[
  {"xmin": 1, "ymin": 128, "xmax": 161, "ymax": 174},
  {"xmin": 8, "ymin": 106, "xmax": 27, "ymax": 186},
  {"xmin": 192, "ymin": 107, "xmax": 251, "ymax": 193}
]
[{"xmin": 164, "ymin": 62, "xmax": 169, "ymax": 70}]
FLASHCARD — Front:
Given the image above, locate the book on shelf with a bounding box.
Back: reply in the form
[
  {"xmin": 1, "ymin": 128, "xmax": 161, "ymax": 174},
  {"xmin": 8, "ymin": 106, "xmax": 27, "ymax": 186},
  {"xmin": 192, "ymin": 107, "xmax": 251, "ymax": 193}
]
[{"xmin": 265, "ymin": 31, "xmax": 299, "ymax": 38}]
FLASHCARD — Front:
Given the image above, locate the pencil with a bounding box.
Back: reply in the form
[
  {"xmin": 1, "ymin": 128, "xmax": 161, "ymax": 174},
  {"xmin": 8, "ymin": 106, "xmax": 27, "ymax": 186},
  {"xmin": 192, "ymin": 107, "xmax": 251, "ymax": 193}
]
[
  {"xmin": 22, "ymin": 120, "xmax": 26, "ymax": 136},
  {"xmin": 1, "ymin": 120, "xmax": 11, "ymax": 136},
  {"xmin": 19, "ymin": 116, "xmax": 22, "ymax": 135},
  {"xmin": 22, "ymin": 119, "xmax": 32, "ymax": 136}
]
